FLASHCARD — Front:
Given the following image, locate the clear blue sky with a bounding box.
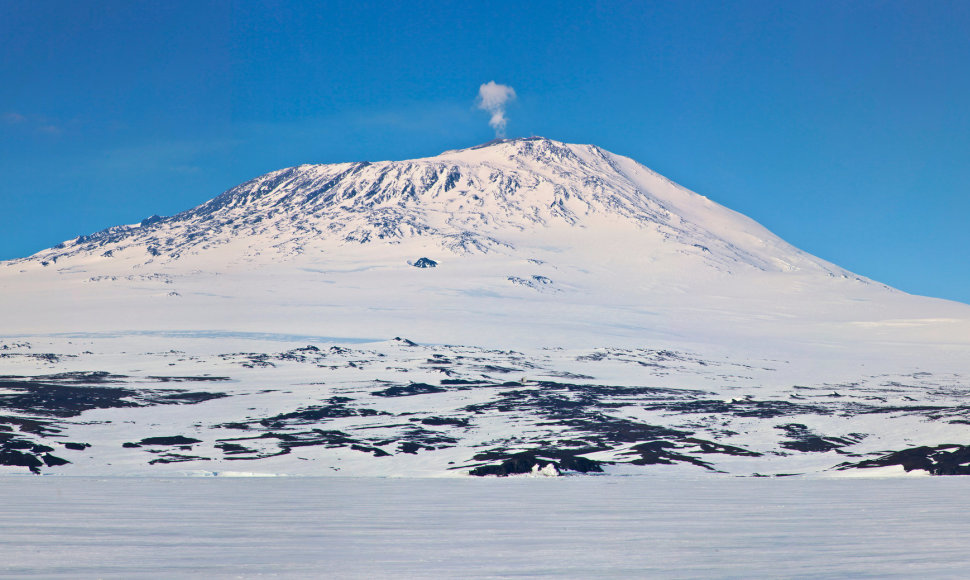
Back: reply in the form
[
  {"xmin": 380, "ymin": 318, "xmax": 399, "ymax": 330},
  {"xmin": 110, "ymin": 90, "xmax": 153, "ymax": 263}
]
[{"xmin": 2, "ymin": 1, "xmax": 969, "ymax": 303}]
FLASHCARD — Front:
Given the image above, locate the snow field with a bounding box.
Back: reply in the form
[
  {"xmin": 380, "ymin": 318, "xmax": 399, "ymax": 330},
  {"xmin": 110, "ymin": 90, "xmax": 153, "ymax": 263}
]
[{"xmin": 2, "ymin": 476, "xmax": 969, "ymax": 578}]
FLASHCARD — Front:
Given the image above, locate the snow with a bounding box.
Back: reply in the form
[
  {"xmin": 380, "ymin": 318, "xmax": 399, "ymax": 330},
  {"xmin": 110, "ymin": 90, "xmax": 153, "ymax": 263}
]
[
  {"xmin": 1, "ymin": 137, "xmax": 969, "ymax": 479},
  {"xmin": 3, "ymin": 476, "xmax": 970, "ymax": 578},
  {"xmin": 5, "ymin": 136, "xmax": 970, "ymax": 579}
]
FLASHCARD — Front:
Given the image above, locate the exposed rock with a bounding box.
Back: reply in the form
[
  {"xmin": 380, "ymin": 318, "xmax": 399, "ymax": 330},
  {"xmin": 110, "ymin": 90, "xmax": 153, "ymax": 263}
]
[
  {"xmin": 124, "ymin": 436, "xmax": 203, "ymax": 448},
  {"xmin": 839, "ymin": 444, "xmax": 970, "ymax": 475}
]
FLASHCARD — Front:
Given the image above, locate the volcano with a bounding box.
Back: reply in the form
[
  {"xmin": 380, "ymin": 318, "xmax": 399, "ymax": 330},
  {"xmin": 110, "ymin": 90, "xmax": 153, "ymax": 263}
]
[{"xmin": 6, "ymin": 136, "xmax": 968, "ymax": 349}]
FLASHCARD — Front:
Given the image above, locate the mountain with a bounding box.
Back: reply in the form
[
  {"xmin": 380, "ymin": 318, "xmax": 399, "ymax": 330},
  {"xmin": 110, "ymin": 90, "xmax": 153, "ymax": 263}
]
[
  {"xmin": 8, "ymin": 136, "xmax": 964, "ymax": 348},
  {"xmin": 2, "ymin": 137, "xmax": 970, "ymax": 477},
  {"xmin": 22, "ymin": 137, "xmax": 847, "ymax": 274}
]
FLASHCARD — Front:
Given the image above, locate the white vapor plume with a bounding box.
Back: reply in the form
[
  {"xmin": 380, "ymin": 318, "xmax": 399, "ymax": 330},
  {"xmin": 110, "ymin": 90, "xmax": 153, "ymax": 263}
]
[{"xmin": 476, "ymin": 81, "xmax": 517, "ymax": 137}]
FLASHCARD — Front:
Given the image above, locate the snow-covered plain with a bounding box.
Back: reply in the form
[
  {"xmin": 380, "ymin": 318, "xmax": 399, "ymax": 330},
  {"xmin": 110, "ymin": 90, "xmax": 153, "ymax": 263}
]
[
  {"xmin": 3, "ymin": 476, "xmax": 970, "ymax": 578},
  {"xmin": 2, "ymin": 332, "xmax": 970, "ymax": 479}
]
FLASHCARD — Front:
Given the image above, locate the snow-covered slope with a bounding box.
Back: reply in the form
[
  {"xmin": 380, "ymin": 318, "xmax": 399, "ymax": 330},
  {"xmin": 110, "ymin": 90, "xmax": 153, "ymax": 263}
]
[
  {"xmin": 7, "ymin": 136, "xmax": 967, "ymax": 349},
  {"xmin": 2, "ymin": 137, "xmax": 970, "ymax": 478}
]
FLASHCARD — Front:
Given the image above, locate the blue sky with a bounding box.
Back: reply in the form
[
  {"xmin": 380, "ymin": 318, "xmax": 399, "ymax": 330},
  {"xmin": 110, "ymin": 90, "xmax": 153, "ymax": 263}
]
[{"xmin": 2, "ymin": 1, "xmax": 969, "ymax": 303}]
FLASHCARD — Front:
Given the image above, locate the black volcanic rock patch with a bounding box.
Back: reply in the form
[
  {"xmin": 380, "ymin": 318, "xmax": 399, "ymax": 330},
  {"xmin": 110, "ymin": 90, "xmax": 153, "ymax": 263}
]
[
  {"xmin": 468, "ymin": 448, "xmax": 605, "ymax": 476},
  {"xmin": 626, "ymin": 441, "xmax": 714, "ymax": 470},
  {"xmin": 775, "ymin": 423, "xmax": 864, "ymax": 453},
  {"xmin": 371, "ymin": 383, "xmax": 447, "ymax": 397},
  {"xmin": 216, "ymin": 442, "xmax": 256, "ymax": 455},
  {"xmin": 411, "ymin": 416, "xmax": 471, "ymax": 427},
  {"xmin": 682, "ymin": 437, "xmax": 762, "ymax": 457},
  {"xmin": 62, "ymin": 442, "xmax": 91, "ymax": 451},
  {"xmin": 351, "ymin": 444, "xmax": 391, "ymax": 457},
  {"xmin": 838, "ymin": 444, "xmax": 970, "ymax": 475},
  {"xmin": 411, "ymin": 257, "xmax": 437, "ymax": 268},
  {"xmin": 0, "ymin": 448, "xmax": 45, "ymax": 473},
  {"xmin": 217, "ymin": 397, "xmax": 388, "ymax": 431},
  {"xmin": 0, "ymin": 432, "xmax": 69, "ymax": 474},
  {"xmin": 42, "ymin": 453, "xmax": 70, "ymax": 467},
  {"xmin": 0, "ymin": 375, "xmax": 229, "ymax": 418},
  {"xmin": 148, "ymin": 453, "xmax": 209, "ymax": 465},
  {"xmin": 470, "ymin": 452, "xmax": 560, "ymax": 476},
  {"xmin": 553, "ymin": 414, "xmax": 690, "ymax": 445},
  {"xmin": 398, "ymin": 441, "xmax": 425, "ymax": 454},
  {"xmin": 0, "ymin": 415, "xmax": 61, "ymax": 437},
  {"xmin": 558, "ymin": 454, "xmax": 604, "ymax": 473},
  {"xmin": 261, "ymin": 405, "xmax": 359, "ymax": 426},
  {"xmin": 124, "ymin": 435, "xmax": 203, "ymax": 448},
  {"xmin": 0, "ymin": 381, "xmax": 142, "ymax": 418}
]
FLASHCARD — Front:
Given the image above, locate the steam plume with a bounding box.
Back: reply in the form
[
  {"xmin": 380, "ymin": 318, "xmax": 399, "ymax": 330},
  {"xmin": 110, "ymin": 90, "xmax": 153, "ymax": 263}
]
[{"xmin": 476, "ymin": 81, "xmax": 517, "ymax": 137}]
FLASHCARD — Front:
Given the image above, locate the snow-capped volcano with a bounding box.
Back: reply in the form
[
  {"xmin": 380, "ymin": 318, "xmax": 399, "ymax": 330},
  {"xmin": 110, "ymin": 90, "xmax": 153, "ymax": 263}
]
[
  {"xmin": 4, "ymin": 137, "xmax": 967, "ymax": 351},
  {"xmin": 24, "ymin": 137, "xmax": 845, "ymax": 276}
]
